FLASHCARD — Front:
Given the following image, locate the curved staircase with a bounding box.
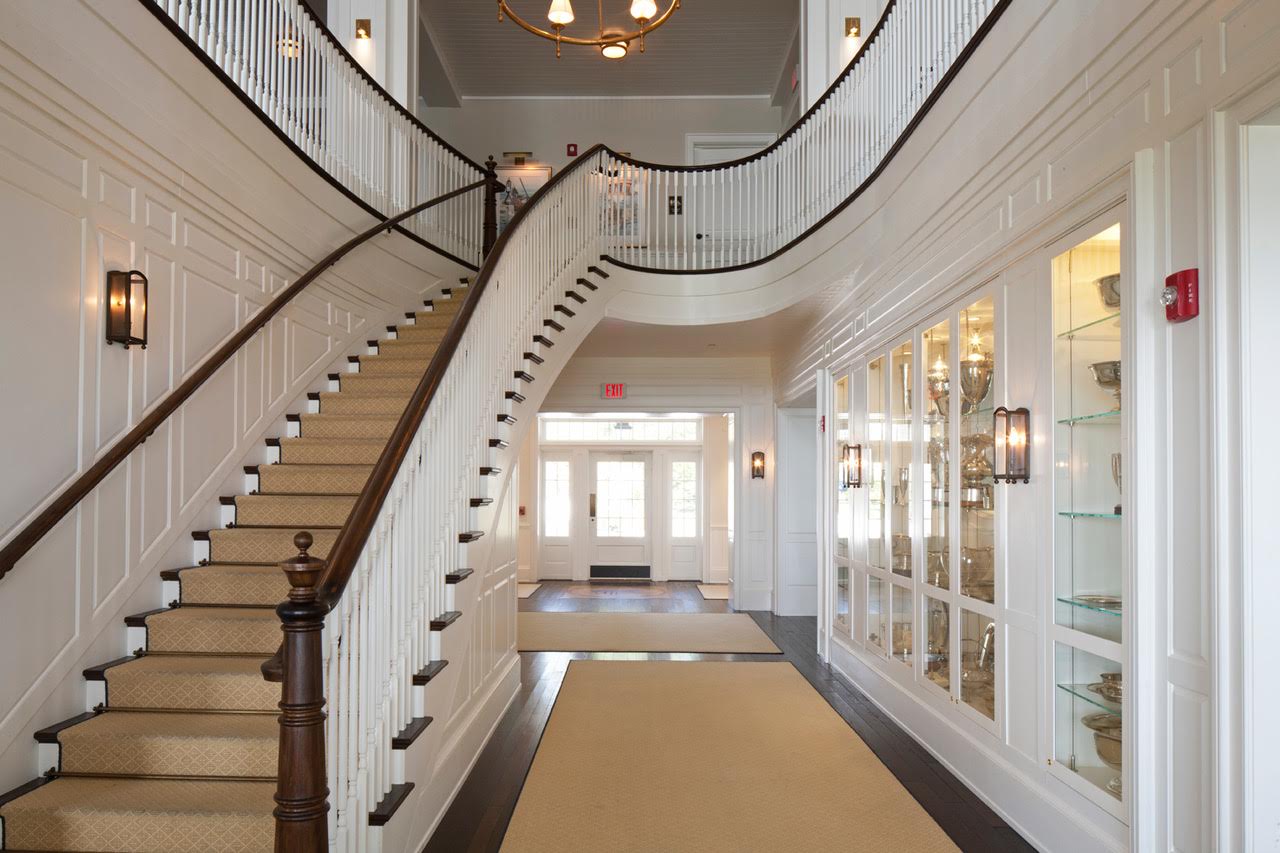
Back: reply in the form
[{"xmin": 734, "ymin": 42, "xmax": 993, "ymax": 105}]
[{"xmin": 0, "ymin": 280, "xmax": 525, "ymax": 851}]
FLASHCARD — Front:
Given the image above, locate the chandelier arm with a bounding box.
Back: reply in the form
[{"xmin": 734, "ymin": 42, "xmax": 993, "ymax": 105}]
[{"xmin": 496, "ymin": 0, "xmax": 678, "ymax": 46}]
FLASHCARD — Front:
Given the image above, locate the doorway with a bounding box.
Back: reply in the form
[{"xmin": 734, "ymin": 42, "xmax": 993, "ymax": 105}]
[
  {"xmin": 589, "ymin": 451, "xmax": 652, "ymax": 578},
  {"xmin": 525, "ymin": 413, "xmax": 731, "ymax": 584}
]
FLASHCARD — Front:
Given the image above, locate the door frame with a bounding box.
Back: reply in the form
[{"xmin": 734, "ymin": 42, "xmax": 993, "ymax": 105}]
[
  {"xmin": 587, "ymin": 449, "xmax": 655, "ymax": 577},
  {"xmin": 684, "ymin": 132, "xmax": 779, "ymax": 166}
]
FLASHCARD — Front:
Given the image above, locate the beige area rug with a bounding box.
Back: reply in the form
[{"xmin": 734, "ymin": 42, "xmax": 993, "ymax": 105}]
[
  {"xmin": 696, "ymin": 583, "xmax": 730, "ymax": 600},
  {"xmin": 516, "ymin": 612, "xmax": 780, "ymax": 653},
  {"xmin": 501, "ymin": 661, "xmax": 959, "ymax": 853},
  {"xmin": 564, "ymin": 583, "xmax": 668, "ymax": 599},
  {"xmin": 517, "ymin": 583, "xmax": 541, "ymax": 599}
]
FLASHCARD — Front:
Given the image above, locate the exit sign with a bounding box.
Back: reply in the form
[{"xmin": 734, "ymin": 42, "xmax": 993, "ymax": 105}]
[{"xmin": 601, "ymin": 383, "xmax": 626, "ymax": 399}]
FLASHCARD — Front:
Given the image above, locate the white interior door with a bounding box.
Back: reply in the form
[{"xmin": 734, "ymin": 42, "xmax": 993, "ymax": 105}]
[
  {"xmin": 589, "ymin": 452, "xmax": 652, "ymax": 575},
  {"xmin": 667, "ymin": 451, "xmax": 703, "ymax": 581},
  {"xmin": 537, "ymin": 452, "xmax": 574, "ymax": 579}
]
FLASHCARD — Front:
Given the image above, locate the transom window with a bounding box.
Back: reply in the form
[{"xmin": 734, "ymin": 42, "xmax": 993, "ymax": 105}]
[{"xmin": 542, "ymin": 419, "xmax": 699, "ymax": 443}]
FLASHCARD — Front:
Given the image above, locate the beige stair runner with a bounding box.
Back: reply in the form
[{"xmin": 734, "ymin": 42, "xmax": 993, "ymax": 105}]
[{"xmin": 0, "ymin": 291, "xmax": 466, "ymax": 851}]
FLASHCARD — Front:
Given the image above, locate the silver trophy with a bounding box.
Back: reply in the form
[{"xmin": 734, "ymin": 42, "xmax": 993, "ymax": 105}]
[{"xmin": 1111, "ymin": 452, "xmax": 1122, "ymax": 515}]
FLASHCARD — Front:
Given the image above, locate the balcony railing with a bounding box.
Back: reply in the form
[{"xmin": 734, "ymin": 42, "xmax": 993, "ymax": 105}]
[{"xmin": 145, "ymin": 0, "xmax": 489, "ymax": 267}]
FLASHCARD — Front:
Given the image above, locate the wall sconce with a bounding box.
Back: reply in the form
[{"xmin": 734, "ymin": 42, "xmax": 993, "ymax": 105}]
[
  {"xmin": 992, "ymin": 407, "xmax": 1030, "ymax": 483},
  {"xmin": 845, "ymin": 16, "xmax": 861, "ymax": 38},
  {"xmin": 751, "ymin": 451, "xmax": 766, "ymax": 479},
  {"xmin": 840, "ymin": 443, "xmax": 863, "ymax": 489},
  {"xmin": 105, "ymin": 269, "xmax": 148, "ymax": 349},
  {"xmin": 355, "ymin": 18, "xmax": 371, "ymax": 39}
]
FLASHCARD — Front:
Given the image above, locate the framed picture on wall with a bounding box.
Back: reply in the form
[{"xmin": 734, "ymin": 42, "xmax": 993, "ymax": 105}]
[
  {"xmin": 496, "ymin": 165, "xmax": 553, "ymax": 234},
  {"xmin": 602, "ymin": 167, "xmax": 646, "ymax": 248}
]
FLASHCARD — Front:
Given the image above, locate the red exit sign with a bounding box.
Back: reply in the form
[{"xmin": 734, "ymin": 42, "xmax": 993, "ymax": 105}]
[{"xmin": 601, "ymin": 383, "xmax": 626, "ymax": 399}]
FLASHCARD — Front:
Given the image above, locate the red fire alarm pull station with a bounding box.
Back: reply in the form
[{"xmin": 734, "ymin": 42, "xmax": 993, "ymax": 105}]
[
  {"xmin": 1162, "ymin": 268, "xmax": 1199, "ymax": 322},
  {"xmin": 567, "ymin": 143, "xmax": 578, "ymax": 157}
]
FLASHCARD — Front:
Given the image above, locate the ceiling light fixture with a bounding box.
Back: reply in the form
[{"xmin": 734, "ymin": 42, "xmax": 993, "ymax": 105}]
[{"xmin": 497, "ymin": 0, "xmax": 680, "ymax": 60}]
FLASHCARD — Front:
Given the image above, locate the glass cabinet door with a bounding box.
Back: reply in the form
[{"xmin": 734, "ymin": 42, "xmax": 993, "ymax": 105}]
[
  {"xmin": 866, "ymin": 356, "xmax": 888, "ymax": 573},
  {"xmin": 834, "ymin": 374, "xmax": 852, "ymax": 637},
  {"xmin": 889, "ymin": 341, "xmax": 914, "ymax": 578},
  {"xmin": 923, "ymin": 321, "xmax": 951, "ymax": 591},
  {"xmin": 959, "ymin": 299, "xmax": 996, "ymax": 603},
  {"xmin": 1051, "ymin": 221, "xmax": 1125, "ymax": 806},
  {"xmin": 1052, "ymin": 225, "xmax": 1123, "ymax": 642}
]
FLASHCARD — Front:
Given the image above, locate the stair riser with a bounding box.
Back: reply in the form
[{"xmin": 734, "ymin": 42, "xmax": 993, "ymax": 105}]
[
  {"xmin": 206, "ymin": 528, "xmax": 338, "ymax": 564},
  {"xmin": 254, "ymin": 465, "xmax": 372, "ymax": 495},
  {"xmin": 178, "ymin": 568, "xmax": 290, "ymax": 607},
  {"xmin": 315, "ymin": 395, "xmax": 409, "ymax": 416},
  {"xmin": 355, "ymin": 358, "xmax": 432, "ymax": 377},
  {"xmin": 145, "ymin": 616, "xmax": 279, "ymax": 655},
  {"xmin": 277, "ymin": 442, "xmax": 385, "ymax": 465},
  {"xmin": 57, "ymin": 730, "xmax": 277, "ymax": 778},
  {"xmin": 297, "ymin": 418, "xmax": 397, "ymax": 440},
  {"xmin": 106, "ymin": 669, "xmax": 278, "ymax": 712},
  {"xmin": 233, "ymin": 496, "xmax": 356, "ymax": 527}
]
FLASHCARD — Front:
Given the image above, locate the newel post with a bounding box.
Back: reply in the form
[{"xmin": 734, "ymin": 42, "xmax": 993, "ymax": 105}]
[
  {"xmin": 272, "ymin": 532, "xmax": 329, "ymax": 852},
  {"xmin": 482, "ymin": 154, "xmax": 499, "ymax": 258}
]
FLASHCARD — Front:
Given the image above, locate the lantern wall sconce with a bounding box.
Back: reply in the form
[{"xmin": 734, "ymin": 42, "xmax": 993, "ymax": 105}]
[
  {"xmin": 992, "ymin": 407, "xmax": 1030, "ymax": 483},
  {"xmin": 751, "ymin": 451, "xmax": 766, "ymax": 479},
  {"xmin": 845, "ymin": 16, "xmax": 861, "ymax": 38},
  {"xmin": 105, "ymin": 269, "xmax": 148, "ymax": 349},
  {"xmin": 839, "ymin": 443, "xmax": 863, "ymax": 489},
  {"xmin": 355, "ymin": 18, "xmax": 371, "ymax": 39}
]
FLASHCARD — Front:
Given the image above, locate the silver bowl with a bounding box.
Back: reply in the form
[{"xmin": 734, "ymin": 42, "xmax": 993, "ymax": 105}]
[
  {"xmin": 1093, "ymin": 728, "xmax": 1123, "ymax": 771},
  {"xmin": 1096, "ymin": 274, "xmax": 1121, "ymax": 309},
  {"xmin": 1089, "ymin": 360, "xmax": 1122, "ymax": 405}
]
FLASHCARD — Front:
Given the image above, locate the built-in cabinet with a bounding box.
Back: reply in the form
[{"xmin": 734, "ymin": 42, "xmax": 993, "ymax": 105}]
[{"xmin": 825, "ymin": 209, "xmax": 1131, "ymax": 836}]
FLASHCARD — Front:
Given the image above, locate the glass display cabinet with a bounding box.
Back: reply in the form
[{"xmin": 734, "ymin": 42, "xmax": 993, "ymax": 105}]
[
  {"xmin": 1051, "ymin": 221, "xmax": 1126, "ymax": 808},
  {"xmin": 834, "ymin": 374, "xmax": 852, "ymax": 637}
]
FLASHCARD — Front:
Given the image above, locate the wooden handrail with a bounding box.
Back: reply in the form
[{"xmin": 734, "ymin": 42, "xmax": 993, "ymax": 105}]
[
  {"xmin": 0, "ymin": 180, "xmax": 488, "ymax": 583},
  {"xmin": 598, "ymin": 0, "xmax": 1012, "ymax": 275},
  {"xmin": 314, "ymin": 146, "xmax": 610, "ymax": 611}
]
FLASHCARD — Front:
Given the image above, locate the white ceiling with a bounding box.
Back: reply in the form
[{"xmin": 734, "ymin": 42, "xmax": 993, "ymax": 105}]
[
  {"xmin": 575, "ymin": 302, "xmax": 824, "ymax": 359},
  {"xmin": 418, "ymin": 0, "xmax": 799, "ymax": 97}
]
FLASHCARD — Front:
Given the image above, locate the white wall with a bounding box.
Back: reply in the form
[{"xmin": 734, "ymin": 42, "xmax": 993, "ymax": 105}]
[
  {"xmin": 541, "ymin": 357, "xmax": 776, "ymax": 610},
  {"xmin": 775, "ymin": 408, "xmax": 818, "ymax": 616},
  {"xmin": 800, "ymin": 0, "xmax": 889, "ymax": 109},
  {"xmin": 0, "ymin": 0, "xmax": 469, "ymax": 795},
  {"xmin": 704, "ymin": 415, "xmax": 731, "ymax": 585},
  {"xmin": 761, "ymin": 1, "xmax": 1280, "ymax": 850},
  {"xmin": 418, "ymin": 97, "xmax": 782, "ymax": 171}
]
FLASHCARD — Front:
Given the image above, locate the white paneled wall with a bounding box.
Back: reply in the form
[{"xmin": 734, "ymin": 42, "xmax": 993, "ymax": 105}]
[
  {"xmin": 766, "ymin": 0, "xmax": 1280, "ymax": 850},
  {"xmin": 776, "ymin": 408, "xmax": 818, "ymax": 616},
  {"xmin": 0, "ymin": 0, "xmax": 469, "ymax": 793}
]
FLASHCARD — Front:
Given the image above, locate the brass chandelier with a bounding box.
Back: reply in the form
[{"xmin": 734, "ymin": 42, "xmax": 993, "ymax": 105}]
[{"xmin": 497, "ymin": 0, "xmax": 681, "ymax": 60}]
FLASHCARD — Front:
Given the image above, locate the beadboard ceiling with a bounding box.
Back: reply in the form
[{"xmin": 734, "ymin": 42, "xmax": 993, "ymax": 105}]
[{"xmin": 418, "ymin": 0, "xmax": 799, "ymax": 97}]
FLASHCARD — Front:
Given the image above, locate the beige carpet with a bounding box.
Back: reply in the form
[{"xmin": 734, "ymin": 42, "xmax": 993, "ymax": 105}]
[
  {"xmin": 501, "ymin": 661, "xmax": 959, "ymax": 852},
  {"xmin": 517, "ymin": 583, "xmax": 541, "ymax": 599},
  {"xmin": 696, "ymin": 583, "xmax": 730, "ymax": 600},
  {"xmin": 516, "ymin": 612, "xmax": 780, "ymax": 653}
]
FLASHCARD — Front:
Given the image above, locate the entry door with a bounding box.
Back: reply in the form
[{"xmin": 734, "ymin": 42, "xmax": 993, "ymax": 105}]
[
  {"xmin": 589, "ymin": 452, "xmax": 652, "ymax": 573},
  {"xmin": 667, "ymin": 451, "xmax": 703, "ymax": 581},
  {"xmin": 689, "ymin": 136, "xmax": 775, "ymax": 264}
]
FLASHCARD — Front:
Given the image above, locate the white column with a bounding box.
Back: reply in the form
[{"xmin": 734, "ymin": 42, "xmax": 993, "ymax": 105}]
[{"xmin": 800, "ymin": 0, "xmax": 887, "ymax": 109}]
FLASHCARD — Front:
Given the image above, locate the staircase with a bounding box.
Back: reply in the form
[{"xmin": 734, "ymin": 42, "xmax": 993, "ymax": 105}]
[{"xmin": 0, "ymin": 288, "xmax": 487, "ymax": 851}]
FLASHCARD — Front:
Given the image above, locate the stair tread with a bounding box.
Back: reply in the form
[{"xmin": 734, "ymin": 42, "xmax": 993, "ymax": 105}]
[
  {"xmin": 51, "ymin": 712, "xmax": 277, "ymax": 779},
  {"xmin": 103, "ymin": 656, "xmax": 277, "ymax": 712},
  {"xmin": 0, "ymin": 777, "xmax": 274, "ymax": 851}
]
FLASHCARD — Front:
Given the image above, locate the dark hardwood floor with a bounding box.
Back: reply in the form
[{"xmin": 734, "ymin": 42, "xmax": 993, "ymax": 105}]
[{"xmin": 423, "ymin": 581, "xmax": 1033, "ymax": 852}]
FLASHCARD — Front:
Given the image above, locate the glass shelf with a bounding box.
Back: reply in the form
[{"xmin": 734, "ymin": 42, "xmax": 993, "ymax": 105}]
[
  {"xmin": 1056, "ymin": 681, "xmax": 1122, "ymax": 716},
  {"xmin": 1056, "ymin": 409, "xmax": 1121, "ymax": 426},
  {"xmin": 1057, "ymin": 312, "xmax": 1120, "ymax": 340},
  {"xmin": 1058, "ymin": 511, "xmax": 1121, "ymax": 520},
  {"xmin": 1057, "ymin": 595, "xmax": 1122, "ymax": 617}
]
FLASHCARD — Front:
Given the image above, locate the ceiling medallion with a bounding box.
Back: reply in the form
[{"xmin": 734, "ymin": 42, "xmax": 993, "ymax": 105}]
[{"xmin": 497, "ymin": 0, "xmax": 680, "ymax": 60}]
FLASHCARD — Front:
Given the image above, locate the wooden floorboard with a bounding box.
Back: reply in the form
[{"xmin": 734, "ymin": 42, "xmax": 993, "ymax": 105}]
[{"xmin": 422, "ymin": 581, "xmax": 1033, "ymax": 853}]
